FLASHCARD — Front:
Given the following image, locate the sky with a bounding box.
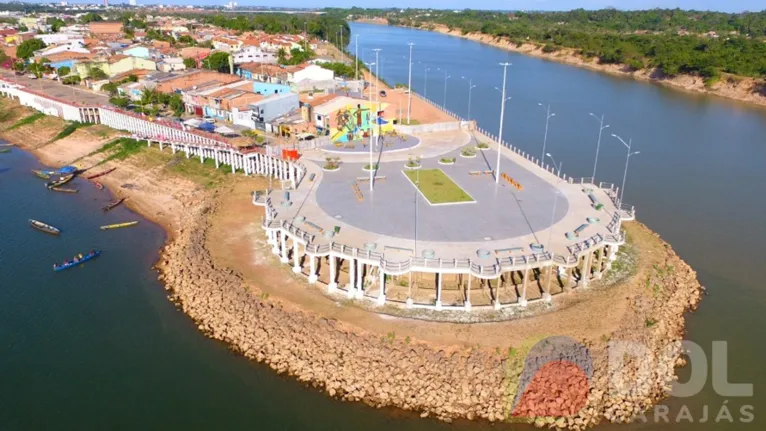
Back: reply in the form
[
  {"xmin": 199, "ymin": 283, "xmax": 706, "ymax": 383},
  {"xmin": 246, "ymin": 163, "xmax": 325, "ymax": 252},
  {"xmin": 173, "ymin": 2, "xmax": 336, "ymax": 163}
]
[{"xmin": 40, "ymin": 1, "xmax": 762, "ymax": 13}]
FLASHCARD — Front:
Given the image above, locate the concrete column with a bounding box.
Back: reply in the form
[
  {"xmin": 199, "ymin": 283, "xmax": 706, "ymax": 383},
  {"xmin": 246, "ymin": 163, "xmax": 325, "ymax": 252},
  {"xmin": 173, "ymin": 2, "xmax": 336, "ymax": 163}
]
[
  {"xmin": 347, "ymin": 258, "xmax": 356, "ymax": 298},
  {"xmin": 465, "ymin": 273, "xmax": 472, "ymax": 311},
  {"xmin": 199, "ymin": 147, "xmax": 204, "ymax": 163},
  {"xmin": 292, "ymin": 238, "xmax": 301, "ymax": 273},
  {"xmin": 214, "ymin": 150, "xmax": 220, "ymax": 169},
  {"xmin": 493, "ymin": 278, "xmax": 501, "ymax": 310},
  {"xmin": 542, "ymin": 265, "xmax": 553, "ymax": 302},
  {"xmin": 171, "ymin": 143, "xmax": 176, "ymax": 154},
  {"xmin": 308, "ymin": 255, "xmax": 317, "ymax": 284},
  {"xmin": 519, "ymin": 268, "xmax": 529, "ymax": 307},
  {"xmin": 595, "ymin": 248, "xmax": 605, "ymax": 278},
  {"xmin": 582, "ymin": 250, "xmax": 594, "ymax": 287},
  {"xmin": 435, "ymin": 272, "xmax": 443, "ymax": 310},
  {"xmin": 376, "ymin": 269, "xmax": 386, "ymax": 305},
  {"xmin": 185, "ymin": 145, "xmax": 190, "ymax": 158},
  {"xmin": 279, "ymin": 231, "xmax": 288, "ymax": 263},
  {"xmin": 328, "ymin": 255, "xmax": 338, "ymax": 292},
  {"xmin": 230, "ymin": 150, "xmax": 236, "ymax": 173},
  {"xmin": 355, "ymin": 260, "xmax": 364, "ymax": 299}
]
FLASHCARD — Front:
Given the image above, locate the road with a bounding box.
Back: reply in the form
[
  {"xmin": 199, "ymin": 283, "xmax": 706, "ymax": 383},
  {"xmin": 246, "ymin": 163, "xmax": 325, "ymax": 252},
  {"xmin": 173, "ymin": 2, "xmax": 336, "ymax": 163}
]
[{"xmin": 0, "ymin": 71, "xmax": 109, "ymax": 106}]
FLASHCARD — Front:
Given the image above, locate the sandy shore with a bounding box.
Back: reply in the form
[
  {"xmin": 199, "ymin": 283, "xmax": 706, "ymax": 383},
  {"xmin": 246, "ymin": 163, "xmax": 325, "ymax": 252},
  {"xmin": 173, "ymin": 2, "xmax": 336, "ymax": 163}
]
[
  {"xmin": 0, "ymin": 98, "xmax": 703, "ymax": 429},
  {"xmin": 365, "ymin": 20, "xmax": 766, "ymax": 108}
]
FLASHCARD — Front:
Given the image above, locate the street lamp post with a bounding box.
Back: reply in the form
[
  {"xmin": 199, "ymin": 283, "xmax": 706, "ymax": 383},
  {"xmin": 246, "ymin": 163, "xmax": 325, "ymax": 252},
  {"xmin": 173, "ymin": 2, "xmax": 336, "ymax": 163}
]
[
  {"xmin": 538, "ymin": 103, "xmax": 555, "ymax": 164},
  {"xmin": 443, "ymin": 71, "xmax": 450, "ymax": 109},
  {"xmin": 373, "ymin": 49, "xmax": 381, "ymax": 145},
  {"xmin": 461, "ymin": 76, "xmax": 476, "ymax": 120},
  {"xmin": 589, "ymin": 113, "xmax": 609, "ymax": 180},
  {"xmin": 354, "ymin": 34, "xmax": 359, "ymax": 81},
  {"xmin": 424, "ymin": 65, "xmax": 430, "ymax": 99},
  {"xmin": 495, "ymin": 62, "xmax": 512, "ymax": 184},
  {"xmin": 544, "ymin": 153, "xmax": 563, "ymax": 296},
  {"xmin": 366, "ymin": 61, "xmax": 376, "ymax": 191},
  {"xmin": 407, "ymin": 42, "xmax": 414, "ymax": 125},
  {"xmin": 611, "ymin": 134, "xmax": 640, "ymax": 207}
]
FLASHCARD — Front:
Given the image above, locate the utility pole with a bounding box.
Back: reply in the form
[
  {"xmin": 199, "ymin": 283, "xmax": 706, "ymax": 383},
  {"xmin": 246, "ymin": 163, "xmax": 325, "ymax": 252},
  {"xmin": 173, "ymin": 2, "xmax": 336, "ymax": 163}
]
[
  {"xmin": 407, "ymin": 42, "xmax": 414, "ymax": 125},
  {"xmin": 495, "ymin": 62, "xmax": 511, "ymax": 184},
  {"xmin": 538, "ymin": 103, "xmax": 555, "ymax": 164},
  {"xmin": 589, "ymin": 113, "xmax": 609, "ymax": 180},
  {"xmin": 354, "ymin": 34, "xmax": 359, "ymax": 81}
]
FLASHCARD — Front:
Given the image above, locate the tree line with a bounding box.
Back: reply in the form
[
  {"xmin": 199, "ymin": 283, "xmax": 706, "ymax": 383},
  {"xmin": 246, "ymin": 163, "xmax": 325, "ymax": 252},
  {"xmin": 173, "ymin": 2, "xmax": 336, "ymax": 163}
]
[{"xmin": 341, "ymin": 8, "xmax": 766, "ymax": 81}]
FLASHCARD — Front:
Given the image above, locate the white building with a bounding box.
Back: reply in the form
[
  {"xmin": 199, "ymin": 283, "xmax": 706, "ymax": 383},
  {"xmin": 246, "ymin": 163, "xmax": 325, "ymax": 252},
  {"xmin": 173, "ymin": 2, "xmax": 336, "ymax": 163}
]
[
  {"xmin": 157, "ymin": 57, "xmax": 186, "ymax": 73},
  {"xmin": 231, "ymin": 46, "xmax": 277, "ymax": 65},
  {"xmin": 129, "ymin": 0, "xmax": 136, "ymax": 5}
]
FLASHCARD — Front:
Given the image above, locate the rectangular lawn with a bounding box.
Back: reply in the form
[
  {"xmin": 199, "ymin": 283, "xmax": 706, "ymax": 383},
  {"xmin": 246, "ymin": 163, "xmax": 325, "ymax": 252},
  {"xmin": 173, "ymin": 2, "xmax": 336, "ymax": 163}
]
[{"xmin": 403, "ymin": 168, "xmax": 475, "ymax": 205}]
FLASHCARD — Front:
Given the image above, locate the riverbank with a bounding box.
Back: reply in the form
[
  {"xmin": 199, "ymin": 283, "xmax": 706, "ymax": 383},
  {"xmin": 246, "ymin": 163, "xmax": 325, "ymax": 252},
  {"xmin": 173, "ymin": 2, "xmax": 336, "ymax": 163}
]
[
  {"xmin": 367, "ymin": 20, "xmax": 766, "ymax": 108},
  {"xmin": 1, "ymin": 97, "xmax": 703, "ymax": 429}
]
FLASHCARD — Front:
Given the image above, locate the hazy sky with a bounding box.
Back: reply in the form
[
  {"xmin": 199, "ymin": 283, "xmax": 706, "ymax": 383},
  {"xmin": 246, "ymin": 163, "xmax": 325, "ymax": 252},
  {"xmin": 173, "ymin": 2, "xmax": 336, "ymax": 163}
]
[{"xmin": 51, "ymin": 1, "xmax": 761, "ymax": 13}]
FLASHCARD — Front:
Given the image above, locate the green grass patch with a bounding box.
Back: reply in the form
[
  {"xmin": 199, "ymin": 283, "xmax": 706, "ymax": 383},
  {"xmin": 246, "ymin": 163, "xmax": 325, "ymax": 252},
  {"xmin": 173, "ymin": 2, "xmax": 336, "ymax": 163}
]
[
  {"xmin": 166, "ymin": 153, "xmax": 230, "ymax": 189},
  {"xmin": 51, "ymin": 121, "xmax": 93, "ymax": 142},
  {"xmin": 8, "ymin": 112, "xmax": 45, "ymax": 131},
  {"xmin": 403, "ymin": 168, "xmax": 474, "ymax": 204},
  {"xmin": 96, "ymin": 137, "xmax": 146, "ymax": 164}
]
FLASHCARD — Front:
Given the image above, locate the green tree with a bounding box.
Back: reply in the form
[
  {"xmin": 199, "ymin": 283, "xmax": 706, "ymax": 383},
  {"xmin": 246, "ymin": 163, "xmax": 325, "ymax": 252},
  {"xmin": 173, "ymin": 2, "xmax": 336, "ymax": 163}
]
[
  {"xmin": 276, "ymin": 47, "xmax": 287, "ymax": 64},
  {"xmin": 87, "ymin": 67, "xmax": 108, "ymax": 81},
  {"xmin": 183, "ymin": 57, "xmax": 197, "ymax": 69},
  {"xmin": 46, "ymin": 17, "xmax": 65, "ymax": 33},
  {"xmin": 109, "ymin": 96, "xmax": 130, "ymax": 108},
  {"xmin": 62, "ymin": 75, "xmax": 81, "ymax": 85},
  {"xmin": 177, "ymin": 35, "xmax": 195, "ymax": 45},
  {"xmin": 202, "ymin": 52, "xmax": 230, "ymax": 72},
  {"xmin": 57, "ymin": 66, "xmax": 71, "ymax": 76},
  {"xmin": 16, "ymin": 39, "xmax": 46, "ymax": 59},
  {"xmin": 17, "ymin": 24, "xmax": 28, "ymax": 32},
  {"xmin": 80, "ymin": 13, "xmax": 103, "ymax": 24}
]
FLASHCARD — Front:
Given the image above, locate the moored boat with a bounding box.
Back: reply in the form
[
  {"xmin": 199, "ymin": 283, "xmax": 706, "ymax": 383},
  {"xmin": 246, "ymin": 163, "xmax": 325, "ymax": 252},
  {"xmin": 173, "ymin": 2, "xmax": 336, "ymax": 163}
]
[
  {"xmin": 51, "ymin": 187, "xmax": 79, "ymax": 193},
  {"xmin": 92, "ymin": 180, "xmax": 104, "ymax": 190},
  {"xmin": 29, "ymin": 219, "xmax": 61, "ymax": 235},
  {"xmin": 87, "ymin": 167, "xmax": 116, "ymax": 180},
  {"xmin": 102, "ymin": 197, "xmax": 126, "ymax": 212},
  {"xmin": 32, "ymin": 169, "xmax": 52, "ymax": 179},
  {"xmin": 46, "ymin": 173, "xmax": 75, "ymax": 189},
  {"xmin": 0, "ymin": 148, "xmax": 10, "ymax": 154},
  {"xmin": 53, "ymin": 250, "xmax": 101, "ymax": 271},
  {"xmin": 100, "ymin": 221, "xmax": 139, "ymax": 230}
]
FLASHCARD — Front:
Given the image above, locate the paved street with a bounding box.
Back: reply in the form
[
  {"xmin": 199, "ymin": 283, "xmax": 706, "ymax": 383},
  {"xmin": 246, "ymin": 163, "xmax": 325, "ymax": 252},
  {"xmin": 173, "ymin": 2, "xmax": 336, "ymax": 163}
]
[{"xmin": 0, "ymin": 71, "xmax": 109, "ymax": 106}]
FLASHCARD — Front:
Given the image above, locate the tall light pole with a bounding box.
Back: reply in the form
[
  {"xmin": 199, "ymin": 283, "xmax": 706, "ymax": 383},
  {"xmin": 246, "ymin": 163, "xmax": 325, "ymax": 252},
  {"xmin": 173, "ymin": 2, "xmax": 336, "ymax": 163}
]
[
  {"xmin": 495, "ymin": 62, "xmax": 512, "ymax": 184},
  {"xmin": 373, "ymin": 49, "xmax": 381, "ymax": 157},
  {"xmin": 611, "ymin": 134, "xmax": 640, "ymax": 207},
  {"xmin": 461, "ymin": 76, "xmax": 476, "ymax": 120},
  {"xmin": 443, "ymin": 71, "xmax": 450, "ymax": 109},
  {"xmin": 545, "ymin": 153, "xmax": 563, "ymax": 295},
  {"xmin": 338, "ymin": 25, "xmax": 344, "ymax": 51},
  {"xmin": 365, "ymin": 61, "xmax": 376, "ymax": 191},
  {"xmin": 589, "ymin": 113, "xmax": 609, "ymax": 180},
  {"xmin": 354, "ymin": 34, "xmax": 359, "ymax": 81},
  {"xmin": 538, "ymin": 103, "xmax": 555, "ymax": 164},
  {"xmin": 407, "ymin": 42, "xmax": 414, "ymax": 125}
]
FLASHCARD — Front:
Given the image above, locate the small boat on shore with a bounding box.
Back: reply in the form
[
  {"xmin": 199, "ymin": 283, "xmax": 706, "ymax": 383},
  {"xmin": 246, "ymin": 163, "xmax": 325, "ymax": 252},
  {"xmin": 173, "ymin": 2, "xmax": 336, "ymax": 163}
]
[
  {"xmin": 51, "ymin": 187, "xmax": 79, "ymax": 193},
  {"xmin": 29, "ymin": 219, "xmax": 61, "ymax": 235},
  {"xmin": 102, "ymin": 197, "xmax": 126, "ymax": 212},
  {"xmin": 100, "ymin": 221, "xmax": 139, "ymax": 230},
  {"xmin": 0, "ymin": 143, "xmax": 13, "ymax": 147},
  {"xmin": 87, "ymin": 167, "xmax": 116, "ymax": 180},
  {"xmin": 91, "ymin": 180, "xmax": 104, "ymax": 190},
  {"xmin": 53, "ymin": 250, "xmax": 101, "ymax": 271},
  {"xmin": 0, "ymin": 148, "xmax": 10, "ymax": 154},
  {"xmin": 46, "ymin": 173, "xmax": 75, "ymax": 189}
]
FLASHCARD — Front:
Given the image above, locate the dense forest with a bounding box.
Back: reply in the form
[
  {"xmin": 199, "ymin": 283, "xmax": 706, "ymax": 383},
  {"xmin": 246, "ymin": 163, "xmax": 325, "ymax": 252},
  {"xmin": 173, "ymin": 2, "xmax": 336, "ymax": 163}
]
[{"xmin": 338, "ymin": 8, "xmax": 766, "ymax": 82}]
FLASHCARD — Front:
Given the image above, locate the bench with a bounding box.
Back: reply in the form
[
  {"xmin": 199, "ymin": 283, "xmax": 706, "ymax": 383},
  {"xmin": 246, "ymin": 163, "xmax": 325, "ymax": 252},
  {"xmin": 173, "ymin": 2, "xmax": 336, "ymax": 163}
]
[
  {"xmin": 495, "ymin": 247, "xmax": 524, "ymax": 254},
  {"xmin": 305, "ymin": 221, "xmax": 323, "ymax": 232}
]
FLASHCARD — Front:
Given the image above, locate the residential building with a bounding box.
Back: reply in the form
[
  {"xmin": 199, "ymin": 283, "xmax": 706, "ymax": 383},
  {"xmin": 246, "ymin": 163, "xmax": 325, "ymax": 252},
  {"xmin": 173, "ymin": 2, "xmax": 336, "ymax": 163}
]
[
  {"xmin": 89, "ymin": 22, "xmax": 123, "ymax": 36},
  {"xmin": 285, "ymin": 64, "xmax": 334, "ymax": 84},
  {"xmin": 252, "ymin": 81, "xmax": 291, "ymax": 96},
  {"xmin": 74, "ymin": 55, "xmax": 157, "ymax": 79},
  {"xmin": 121, "ymin": 45, "xmax": 151, "ymax": 59},
  {"xmin": 231, "ymin": 46, "xmax": 277, "ymax": 65},
  {"xmin": 157, "ymin": 57, "xmax": 186, "ymax": 73},
  {"xmin": 212, "ymin": 36, "xmax": 242, "ymax": 52},
  {"xmin": 150, "ymin": 69, "xmax": 240, "ymax": 94}
]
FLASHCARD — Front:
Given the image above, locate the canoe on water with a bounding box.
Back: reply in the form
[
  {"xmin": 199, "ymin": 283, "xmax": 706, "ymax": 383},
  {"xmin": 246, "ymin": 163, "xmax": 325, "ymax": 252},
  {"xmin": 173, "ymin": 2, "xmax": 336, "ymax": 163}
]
[
  {"xmin": 102, "ymin": 197, "xmax": 126, "ymax": 212},
  {"xmin": 0, "ymin": 148, "xmax": 10, "ymax": 154},
  {"xmin": 53, "ymin": 250, "xmax": 101, "ymax": 272},
  {"xmin": 46, "ymin": 173, "xmax": 75, "ymax": 189},
  {"xmin": 87, "ymin": 167, "xmax": 115, "ymax": 180},
  {"xmin": 100, "ymin": 221, "xmax": 139, "ymax": 230},
  {"xmin": 32, "ymin": 169, "xmax": 52, "ymax": 179},
  {"xmin": 51, "ymin": 187, "xmax": 78, "ymax": 193},
  {"xmin": 29, "ymin": 219, "xmax": 61, "ymax": 235}
]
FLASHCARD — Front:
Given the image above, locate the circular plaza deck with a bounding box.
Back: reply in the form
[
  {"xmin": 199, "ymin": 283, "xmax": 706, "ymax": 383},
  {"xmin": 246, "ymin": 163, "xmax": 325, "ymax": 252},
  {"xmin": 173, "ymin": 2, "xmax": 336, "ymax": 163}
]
[
  {"xmin": 254, "ymin": 128, "xmax": 632, "ymax": 315},
  {"xmin": 319, "ymin": 133, "xmax": 420, "ymax": 155}
]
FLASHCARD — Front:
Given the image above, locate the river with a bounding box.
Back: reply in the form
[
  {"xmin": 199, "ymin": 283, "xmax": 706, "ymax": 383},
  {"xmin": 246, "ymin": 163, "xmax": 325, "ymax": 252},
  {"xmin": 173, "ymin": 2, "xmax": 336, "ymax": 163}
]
[
  {"xmin": 0, "ymin": 22, "xmax": 762, "ymax": 430},
  {"xmin": 349, "ymin": 22, "xmax": 765, "ymax": 429}
]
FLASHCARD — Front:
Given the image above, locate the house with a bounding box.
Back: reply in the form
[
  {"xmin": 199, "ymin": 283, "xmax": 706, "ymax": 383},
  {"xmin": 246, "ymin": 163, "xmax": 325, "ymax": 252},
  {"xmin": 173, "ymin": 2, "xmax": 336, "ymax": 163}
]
[
  {"xmin": 151, "ymin": 69, "xmax": 241, "ymax": 94},
  {"xmin": 74, "ymin": 55, "xmax": 157, "ymax": 79},
  {"xmin": 34, "ymin": 33, "xmax": 82, "ymax": 45},
  {"xmin": 121, "ymin": 45, "xmax": 151, "ymax": 59},
  {"xmin": 43, "ymin": 51, "xmax": 96, "ymax": 72},
  {"xmin": 179, "ymin": 46, "xmax": 211, "ymax": 66},
  {"xmin": 89, "ymin": 22, "xmax": 123, "ymax": 36},
  {"xmin": 34, "ymin": 42, "xmax": 90, "ymax": 59},
  {"xmin": 252, "ymin": 81, "xmax": 291, "ymax": 96},
  {"xmin": 308, "ymin": 95, "xmax": 385, "ymax": 138},
  {"xmin": 157, "ymin": 57, "xmax": 186, "ymax": 73},
  {"xmin": 212, "ymin": 36, "xmax": 242, "ymax": 52},
  {"xmin": 231, "ymin": 46, "xmax": 277, "ymax": 65},
  {"xmin": 285, "ymin": 64, "xmax": 334, "ymax": 84},
  {"xmin": 237, "ymin": 62, "xmax": 286, "ymax": 84}
]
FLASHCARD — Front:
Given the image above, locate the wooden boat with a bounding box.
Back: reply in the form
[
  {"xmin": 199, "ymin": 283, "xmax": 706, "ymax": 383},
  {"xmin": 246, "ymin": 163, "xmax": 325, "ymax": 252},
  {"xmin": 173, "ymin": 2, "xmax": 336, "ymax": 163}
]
[
  {"xmin": 51, "ymin": 187, "xmax": 79, "ymax": 193},
  {"xmin": 29, "ymin": 219, "xmax": 61, "ymax": 235},
  {"xmin": 92, "ymin": 180, "xmax": 104, "ymax": 190},
  {"xmin": 0, "ymin": 143, "xmax": 13, "ymax": 147},
  {"xmin": 53, "ymin": 250, "xmax": 101, "ymax": 272},
  {"xmin": 0, "ymin": 148, "xmax": 10, "ymax": 154},
  {"xmin": 100, "ymin": 221, "xmax": 139, "ymax": 230},
  {"xmin": 87, "ymin": 167, "xmax": 116, "ymax": 180},
  {"xmin": 32, "ymin": 169, "xmax": 52, "ymax": 179},
  {"xmin": 102, "ymin": 197, "xmax": 126, "ymax": 212},
  {"xmin": 46, "ymin": 173, "xmax": 75, "ymax": 189}
]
